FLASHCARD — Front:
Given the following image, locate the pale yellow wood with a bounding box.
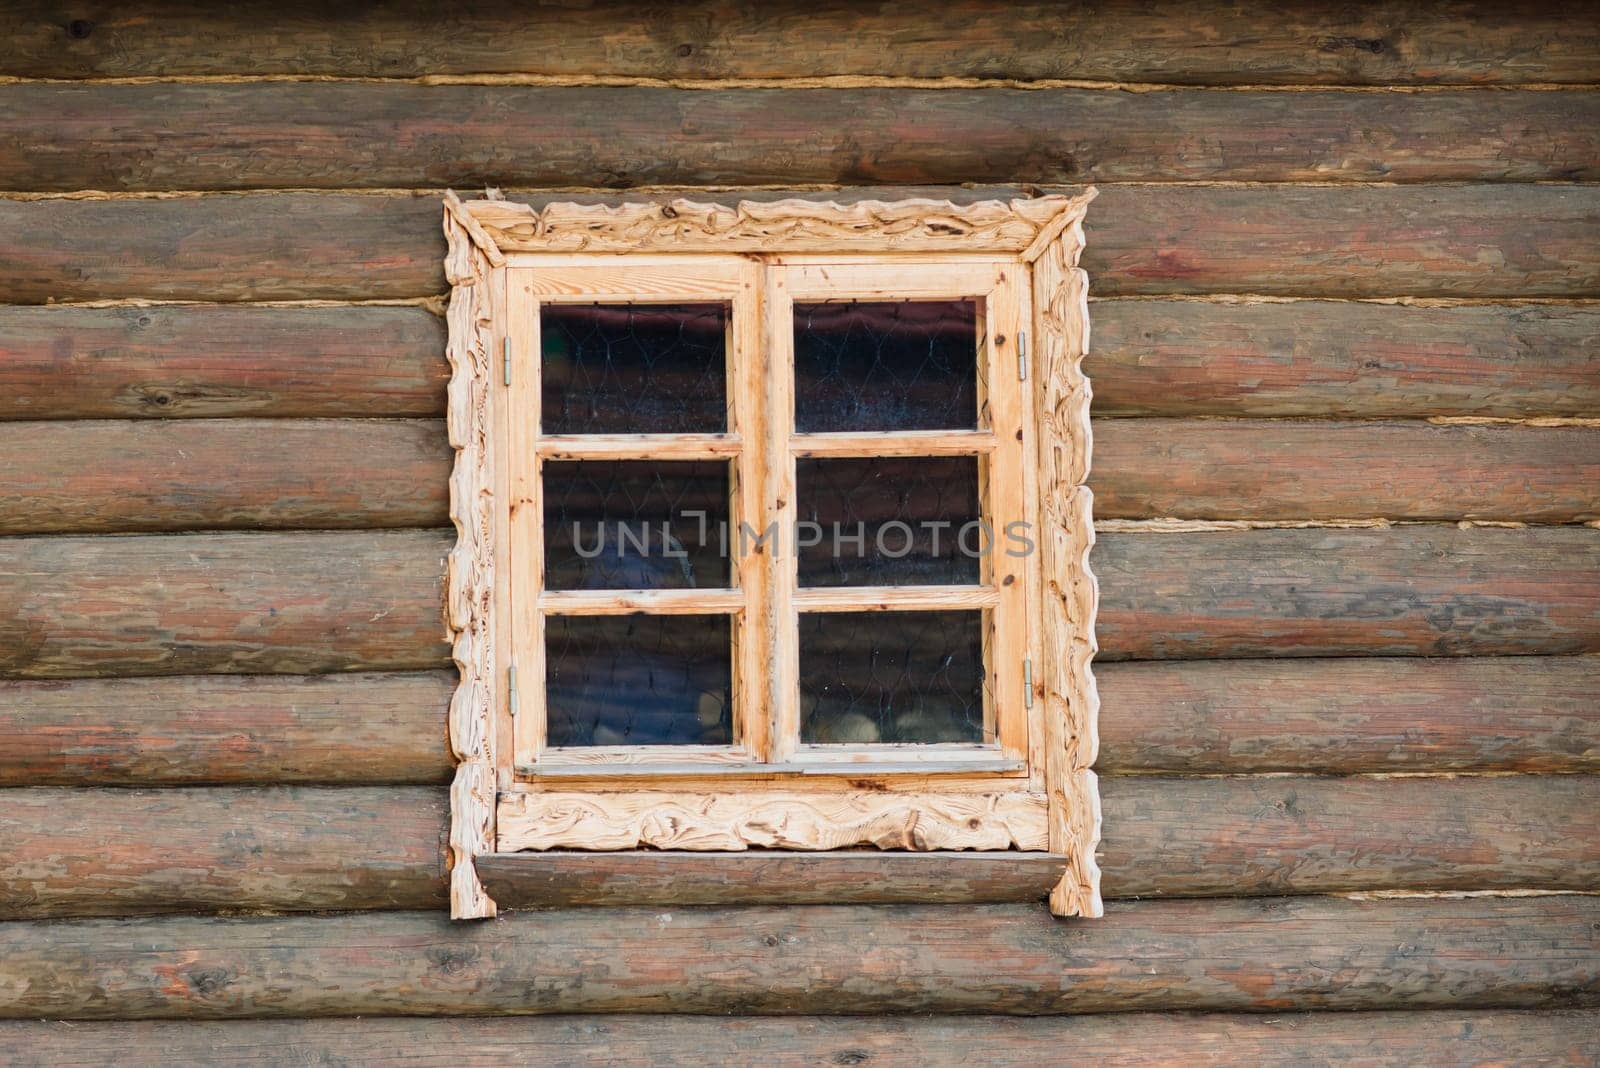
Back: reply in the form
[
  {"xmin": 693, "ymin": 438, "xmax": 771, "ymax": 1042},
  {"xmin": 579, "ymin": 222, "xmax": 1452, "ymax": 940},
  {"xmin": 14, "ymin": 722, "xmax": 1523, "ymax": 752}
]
[
  {"xmin": 503, "ymin": 773, "xmax": 1037, "ymax": 795},
  {"xmin": 793, "ymin": 585, "xmax": 999, "ymax": 612},
  {"xmin": 539, "ymin": 588, "xmax": 744, "ymax": 615},
  {"xmin": 778, "ymin": 261, "xmax": 1010, "ymax": 301},
  {"xmin": 984, "ymin": 265, "xmax": 1030, "ymax": 764},
  {"xmin": 489, "ymin": 263, "xmax": 515, "ymax": 794},
  {"xmin": 530, "ymin": 744, "xmax": 756, "ymax": 770},
  {"xmin": 730, "ymin": 258, "xmax": 771, "ymax": 761},
  {"xmin": 505, "ymin": 266, "xmax": 545, "ymax": 773},
  {"xmin": 764, "ymin": 265, "xmax": 801, "ymax": 764},
  {"xmin": 498, "ymin": 790, "xmax": 1049, "ymax": 852},
  {"xmin": 466, "ymin": 196, "xmax": 1080, "ymax": 256},
  {"xmin": 528, "ymin": 260, "xmax": 745, "ymax": 299},
  {"xmin": 537, "ymin": 433, "xmax": 741, "ymax": 460},
  {"xmin": 791, "ymin": 429, "xmax": 995, "ymax": 457}
]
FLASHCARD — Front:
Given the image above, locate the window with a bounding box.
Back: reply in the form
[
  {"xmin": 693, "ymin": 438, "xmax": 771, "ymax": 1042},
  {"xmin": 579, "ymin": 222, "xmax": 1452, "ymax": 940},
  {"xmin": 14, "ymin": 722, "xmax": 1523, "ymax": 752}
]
[{"xmin": 442, "ymin": 192, "xmax": 1101, "ymax": 920}]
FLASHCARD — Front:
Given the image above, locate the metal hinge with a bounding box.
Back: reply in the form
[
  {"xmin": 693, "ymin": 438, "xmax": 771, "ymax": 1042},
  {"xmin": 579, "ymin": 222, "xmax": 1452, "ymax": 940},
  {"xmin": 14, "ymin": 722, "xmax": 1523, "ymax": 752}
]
[
  {"xmin": 1017, "ymin": 331, "xmax": 1028, "ymax": 381},
  {"xmin": 1023, "ymin": 657, "xmax": 1034, "ymax": 709},
  {"xmin": 503, "ymin": 337, "xmax": 512, "ymax": 386},
  {"xmin": 508, "ymin": 663, "xmax": 519, "ymax": 718}
]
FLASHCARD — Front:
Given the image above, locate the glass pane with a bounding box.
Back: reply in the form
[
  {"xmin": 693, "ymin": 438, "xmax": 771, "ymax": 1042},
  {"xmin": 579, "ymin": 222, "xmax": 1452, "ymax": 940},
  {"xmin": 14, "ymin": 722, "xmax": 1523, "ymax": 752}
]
[
  {"xmin": 543, "ymin": 460, "xmax": 730, "ymax": 590},
  {"xmin": 541, "ymin": 303, "xmax": 727, "ymax": 434},
  {"xmin": 546, "ymin": 614, "xmax": 733, "ymax": 746},
  {"xmin": 793, "ymin": 299, "xmax": 979, "ymax": 432},
  {"xmin": 796, "ymin": 456, "xmax": 982, "ymax": 587},
  {"xmin": 800, "ymin": 610, "xmax": 987, "ymax": 745}
]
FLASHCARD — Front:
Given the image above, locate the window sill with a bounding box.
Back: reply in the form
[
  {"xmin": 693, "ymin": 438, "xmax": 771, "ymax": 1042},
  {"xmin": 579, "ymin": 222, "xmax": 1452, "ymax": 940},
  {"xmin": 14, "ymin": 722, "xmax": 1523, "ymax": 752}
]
[
  {"xmin": 475, "ymin": 850, "xmax": 1067, "ymax": 908},
  {"xmin": 513, "ymin": 756, "xmax": 1026, "ymax": 779}
]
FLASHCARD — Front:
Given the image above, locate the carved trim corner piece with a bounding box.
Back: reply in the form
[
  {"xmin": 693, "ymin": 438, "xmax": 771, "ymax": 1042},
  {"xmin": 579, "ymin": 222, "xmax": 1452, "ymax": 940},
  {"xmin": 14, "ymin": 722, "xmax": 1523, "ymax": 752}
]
[
  {"xmin": 443, "ymin": 190, "xmax": 502, "ymax": 919},
  {"xmin": 1032, "ymin": 188, "xmax": 1103, "ymax": 918}
]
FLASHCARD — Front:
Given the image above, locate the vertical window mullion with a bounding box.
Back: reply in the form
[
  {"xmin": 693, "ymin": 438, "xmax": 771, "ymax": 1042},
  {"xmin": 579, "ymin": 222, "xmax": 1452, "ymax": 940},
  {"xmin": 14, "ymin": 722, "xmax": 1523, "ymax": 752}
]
[
  {"xmin": 764, "ymin": 265, "xmax": 801, "ymax": 763},
  {"xmin": 729, "ymin": 259, "xmax": 773, "ymax": 761},
  {"xmin": 507, "ymin": 269, "xmax": 547, "ymax": 771}
]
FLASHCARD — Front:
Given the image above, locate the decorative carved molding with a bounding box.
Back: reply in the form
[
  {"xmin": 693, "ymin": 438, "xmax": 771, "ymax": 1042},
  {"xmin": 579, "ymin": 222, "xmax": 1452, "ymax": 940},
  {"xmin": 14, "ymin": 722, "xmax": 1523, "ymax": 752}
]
[
  {"xmin": 1032, "ymin": 189, "xmax": 1105, "ymax": 918},
  {"xmin": 499, "ymin": 791, "xmax": 1049, "ymax": 853},
  {"xmin": 442, "ymin": 190, "xmax": 499, "ymax": 919},
  {"xmin": 461, "ymin": 193, "xmax": 1091, "ymax": 256}
]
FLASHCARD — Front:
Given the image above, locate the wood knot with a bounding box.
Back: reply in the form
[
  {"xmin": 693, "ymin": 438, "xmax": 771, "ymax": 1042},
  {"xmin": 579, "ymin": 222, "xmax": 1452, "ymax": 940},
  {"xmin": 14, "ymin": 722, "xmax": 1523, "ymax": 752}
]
[{"xmin": 67, "ymin": 19, "xmax": 93, "ymax": 39}]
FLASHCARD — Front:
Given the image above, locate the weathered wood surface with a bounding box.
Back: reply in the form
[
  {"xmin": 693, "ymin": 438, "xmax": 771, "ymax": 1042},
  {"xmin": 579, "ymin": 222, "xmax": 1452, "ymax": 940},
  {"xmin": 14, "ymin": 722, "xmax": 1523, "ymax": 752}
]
[
  {"xmin": 5, "ymin": 186, "xmax": 1598, "ymax": 303},
  {"xmin": 3, "ymin": 1010, "xmax": 1596, "ymax": 1067},
  {"xmin": 1091, "ymin": 299, "xmax": 1600, "ymax": 419},
  {"xmin": 5, "ymin": 1, "xmax": 1597, "ymax": 84},
  {"xmin": 1095, "ymin": 526, "xmax": 1600, "ymax": 661},
  {"xmin": 0, "ymin": 896, "xmax": 1592, "ymax": 1017},
  {"xmin": 0, "ymin": 530, "xmax": 453, "ymax": 678},
  {"xmin": 3, "ymin": 417, "xmax": 1593, "ymax": 534},
  {"xmin": 9, "ymin": 84, "xmax": 1597, "ymax": 190},
  {"xmin": 3, "ymin": 527, "xmax": 1594, "ymax": 677},
  {"xmin": 1098, "ymin": 656, "xmax": 1600, "ymax": 774},
  {"xmin": 0, "ymin": 305, "xmax": 447, "ymax": 421},
  {"xmin": 477, "ymin": 852, "xmax": 1066, "ymax": 908},
  {"xmin": 0, "ymin": 418, "xmax": 451, "ymax": 533},
  {"xmin": 5, "ymin": 300, "xmax": 1597, "ymax": 422},
  {"xmin": 1095, "ymin": 420, "xmax": 1600, "ymax": 522},
  {"xmin": 2, "ymin": 776, "xmax": 1592, "ymax": 918},
  {"xmin": 0, "ymin": 672, "xmax": 454, "ymax": 786}
]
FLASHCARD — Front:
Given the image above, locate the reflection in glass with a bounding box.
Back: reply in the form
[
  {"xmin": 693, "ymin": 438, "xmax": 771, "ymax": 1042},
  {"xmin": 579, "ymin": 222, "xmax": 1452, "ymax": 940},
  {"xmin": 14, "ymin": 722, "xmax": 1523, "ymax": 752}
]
[
  {"xmin": 541, "ymin": 303, "xmax": 727, "ymax": 434},
  {"xmin": 796, "ymin": 456, "xmax": 982, "ymax": 587},
  {"xmin": 543, "ymin": 460, "xmax": 729, "ymax": 590},
  {"xmin": 546, "ymin": 614, "xmax": 733, "ymax": 746},
  {"xmin": 793, "ymin": 299, "xmax": 979, "ymax": 432},
  {"xmin": 800, "ymin": 610, "xmax": 987, "ymax": 744}
]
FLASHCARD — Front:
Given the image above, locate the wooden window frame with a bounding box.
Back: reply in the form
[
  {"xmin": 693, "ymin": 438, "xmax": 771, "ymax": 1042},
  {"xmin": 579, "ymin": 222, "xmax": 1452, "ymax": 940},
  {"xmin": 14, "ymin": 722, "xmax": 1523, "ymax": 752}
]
[{"xmin": 442, "ymin": 191, "xmax": 1101, "ymax": 920}]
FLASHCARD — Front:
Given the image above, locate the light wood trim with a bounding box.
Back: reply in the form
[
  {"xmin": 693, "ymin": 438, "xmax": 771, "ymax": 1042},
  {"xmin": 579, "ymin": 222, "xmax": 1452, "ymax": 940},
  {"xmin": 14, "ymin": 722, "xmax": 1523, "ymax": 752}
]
[
  {"xmin": 1033, "ymin": 190, "xmax": 1104, "ymax": 919},
  {"xmin": 538, "ymin": 588, "xmax": 744, "ymax": 615},
  {"xmin": 793, "ymin": 585, "xmax": 999, "ymax": 612},
  {"xmin": 517, "ymin": 757, "xmax": 1023, "ymax": 778},
  {"xmin": 441, "ymin": 193, "xmax": 499, "ymax": 919},
  {"xmin": 529, "ymin": 744, "xmax": 755, "ymax": 770},
  {"xmin": 466, "ymin": 195, "xmax": 1089, "ymax": 256},
  {"xmin": 506, "ymin": 267, "xmax": 546, "ymax": 775},
  {"xmin": 498, "ymin": 790, "xmax": 1049, "ymax": 851},
  {"xmin": 779, "ymin": 261, "xmax": 1011, "ymax": 301},
  {"xmin": 528, "ymin": 261, "xmax": 746, "ymax": 300},
  {"xmin": 764, "ymin": 265, "xmax": 801, "ymax": 763},
  {"xmin": 985, "ymin": 265, "xmax": 1030, "ymax": 765},
  {"xmin": 791, "ymin": 430, "xmax": 996, "ymax": 457},
  {"xmin": 730, "ymin": 258, "xmax": 771, "ymax": 760},
  {"xmin": 537, "ymin": 434, "xmax": 741, "ymax": 460}
]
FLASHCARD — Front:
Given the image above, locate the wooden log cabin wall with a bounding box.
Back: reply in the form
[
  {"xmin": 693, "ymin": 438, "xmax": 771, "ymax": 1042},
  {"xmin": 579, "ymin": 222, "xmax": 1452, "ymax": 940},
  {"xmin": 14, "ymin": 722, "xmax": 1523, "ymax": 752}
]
[{"xmin": 0, "ymin": 2, "xmax": 1596, "ymax": 1062}]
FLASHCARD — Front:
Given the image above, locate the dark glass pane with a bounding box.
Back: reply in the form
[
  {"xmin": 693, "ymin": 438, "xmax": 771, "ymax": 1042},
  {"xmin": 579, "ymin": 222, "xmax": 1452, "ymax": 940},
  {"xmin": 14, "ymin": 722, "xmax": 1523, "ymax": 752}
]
[
  {"xmin": 543, "ymin": 460, "xmax": 729, "ymax": 590},
  {"xmin": 546, "ymin": 614, "xmax": 732, "ymax": 746},
  {"xmin": 541, "ymin": 303, "xmax": 727, "ymax": 434},
  {"xmin": 796, "ymin": 456, "xmax": 982, "ymax": 587},
  {"xmin": 793, "ymin": 299, "xmax": 979, "ymax": 432},
  {"xmin": 800, "ymin": 610, "xmax": 987, "ymax": 745}
]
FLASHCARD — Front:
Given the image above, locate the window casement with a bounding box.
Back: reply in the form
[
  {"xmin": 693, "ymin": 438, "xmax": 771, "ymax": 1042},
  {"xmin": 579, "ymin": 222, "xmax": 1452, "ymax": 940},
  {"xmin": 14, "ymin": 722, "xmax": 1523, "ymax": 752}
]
[{"xmin": 442, "ymin": 191, "xmax": 1101, "ymax": 920}]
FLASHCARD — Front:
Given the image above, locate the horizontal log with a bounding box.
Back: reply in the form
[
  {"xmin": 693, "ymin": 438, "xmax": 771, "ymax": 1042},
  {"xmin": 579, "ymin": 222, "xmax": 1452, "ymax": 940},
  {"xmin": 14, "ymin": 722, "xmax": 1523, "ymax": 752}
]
[
  {"xmin": 477, "ymin": 852, "xmax": 1066, "ymax": 908},
  {"xmin": 0, "ymin": 530, "xmax": 452, "ymax": 678},
  {"xmin": 4, "ymin": 300, "xmax": 1593, "ymax": 423},
  {"xmin": 8, "ymin": 84, "xmax": 1597, "ymax": 191},
  {"xmin": 4, "ymin": 186, "xmax": 1597, "ymax": 303},
  {"xmin": 0, "ymin": 896, "xmax": 1592, "ymax": 1017},
  {"xmin": 1090, "ymin": 300, "xmax": 1600, "ymax": 419},
  {"xmin": 4, "ymin": 1, "xmax": 1595, "ymax": 84},
  {"xmin": 3, "ymin": 777, "xmax": 1592, "ymax": 918},
  {"xmin": 1094, "ymin": 525, "xmax": 1600, "ymax": 660},
  {"xmin": 1093, "ymin": 420, "xmax": 1600, "ymax": 522},
  {"xmin": 2, "ymin": 1011, "xmax": 1595, "ymax": 1067},
  {"xmin": 0, "ymin": 305, "xmax": 447, "ymax": 421},
  {"xmin": 0, "ymin": 418, "xmax": 451, "ymax": 534},
  {"xmin": 1097, "ymin": 656, "xmax": 1600, "ymax": 773},
  {"xmin": 2, "ymin": 526, "xmax": 1593, "ymax": 677},
  {"xmin": 0, "ymin": 672, "xmax": 454, "ymax": 785},
  {"xmin": 5, "ymin": 418, "xmax": 1593, "ymax": 535}
]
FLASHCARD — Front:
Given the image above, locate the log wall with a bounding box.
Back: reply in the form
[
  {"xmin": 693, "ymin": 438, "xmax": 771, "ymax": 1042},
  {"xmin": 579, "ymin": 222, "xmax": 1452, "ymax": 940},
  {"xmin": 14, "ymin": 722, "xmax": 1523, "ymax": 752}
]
[{"xmin": 0, "ymin": 2, "xmax": 1595, "ymax": 1062}]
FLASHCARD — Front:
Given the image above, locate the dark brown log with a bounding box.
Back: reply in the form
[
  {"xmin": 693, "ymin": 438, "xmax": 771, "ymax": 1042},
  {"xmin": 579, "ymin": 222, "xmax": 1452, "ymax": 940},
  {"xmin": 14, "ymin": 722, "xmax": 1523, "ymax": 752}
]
[
  {"xmin": 477, "ymin": 852, "xmax": 1066, "ymax": 908},
  {"xmin": 0, "ymin": 418, "xmax": 451, "ymax": 534},
  {"xmin": 1093, "ymin": 420, "xmax": 1600, "ymax": 523},
  {"xmin": 0, "ymin": 896, "xmax": 1592, "ymax": 1017},
  {"xmin": 4, "ymin": 1, "xmax": 1596, "ymax": 84},
  {"xmin": 6, "ymin": 83, "xmax": 1596, "ymax": 191},
  {"xmin": 1090, "ymin": 300, "xmax": 1600, "ymax": 419},
  {"xmin": 4, "ymin": 186, "xmax": 1598, "ymax": 304},
  {"xmin": 0, "ymin": 787, "xmax": 448, "ymax": 918},
  {"xmin": 1101, "ymin": 775, "xmax": 1600, "ymax": 898},
  {"xmin": 0, "ymin": 305, "xmax": 447, "ymax": 421},
  {"xmin": 1094, "ymin": 525, "xmax": 1600, "ymax": 660},
  {"xmin": 2, "ymin": 777, "xmax": 1591, "ymax": 918},
  {"xmin": 1097, "ymin": 656, "xmax": 1600, "ymax": 774},
  {"xmin": 2, "ymin": 1011, "xmax": 1595, "ymax": 1067},
  {"xmin": 0, "ymin": 530, "xmax": 452, "ymax": 678},
  {"xmin": 0, "ymin": 672, "xmax": 454, "ymax": 786}
]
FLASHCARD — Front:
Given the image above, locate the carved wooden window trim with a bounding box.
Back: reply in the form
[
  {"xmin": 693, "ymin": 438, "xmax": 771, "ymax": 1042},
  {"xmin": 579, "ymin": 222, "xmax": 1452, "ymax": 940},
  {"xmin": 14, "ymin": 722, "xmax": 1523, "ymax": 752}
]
[{"xmin": 443, "ymin": 190, "xmax": 1101, "ymax": 920}]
